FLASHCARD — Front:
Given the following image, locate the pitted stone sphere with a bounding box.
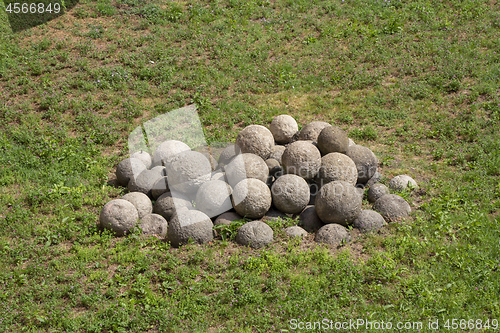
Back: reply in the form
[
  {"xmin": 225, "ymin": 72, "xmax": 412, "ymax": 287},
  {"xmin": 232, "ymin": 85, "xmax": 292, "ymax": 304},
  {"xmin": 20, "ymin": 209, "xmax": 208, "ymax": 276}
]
[
  {"xmin": 353, "ymin": 210, "xmax": 387, "ymax": 233},
  {"xmin": 152, "ymin": 140, "xmax": 191, "ymax": 167},
  {"xmin": 166, "ymin": 150, "xmax": 212, "ymax": 195},
  {"xmin": 235, "ymin": 220, "xmax": 273, "ymax": 249},
  {"xmin": 224, "ymin": 153, "xmax": 269, "ymax": 188},
  {"xmin": 315, "ymin": 180, "xmax": 362, "ymax": 226},
  {"xmin": 265, "ymin": 158, "xmax": 282, "ymax": 178},
  {"xmin": 235, "ymin": 125, "xmax": 275, "ymax": 160},
  {"xmin": 315, "ymin": 224, "xmax": 350, "ymax": 247},
  {"xmin": 282, "ymin": 141, "xmax": 322, "ymax": 180},
  {"xmin": 271, "ymin": 174, "xmax": 310, "ymax": 214},
  {"xmin": 373, "ymin": 194, "xmax": 411, "ymax": 222},
  {"xmin": 153, "ymin": 192, "xmax": 193, "ymax": 221},
  {"xmin": 214, "ymin": 212, "xmax": 243, "ymax": 226},
  {"xmin": 270, "ymin": 115, "xmax": 299, "ymax": 144},
  {"xmin": 317, "ymin": 126, "xmax": 349, "ymax": 155},
  {"xmin": 367, "ymin": 171, "xmax": 382, "ymax": 187},
  {"xmin": 195, "ymin": 180, "xmax": 233, "ymax": 218},
  {"xmin": 316, "ymin": 153, "xmax": 358, "ymax": 187},
  {"xmin": 151, "ymin": 176, "xmax": 169, "ymax": 200},
  {"xmin": 128, "ymin": 169, "xmax": 165, "ymax": 198},
  {"xmin": 121, "ymin": 192, "xmax": 153, "ymax": 219},
  {"xmin": 116, "ymin": 157, "xmax": 147, "ymax": 187},
  {"xmin": 100, "ymin": 199, "xmax": 139, "ymax": 236},
  {"xmin": 218, "ymin": 144, "xmax": 241, "ymax": 167},
  {"xmin": 367, "ymin": 183, "xmax": 389, "ymax": 203},
  {"xmin": 167, "ymin": 209, "xmax": 213, "ymax": 247},
  {"xmin": 284, "ymin": 226, "xmax": 308, "ymax": 238},
  {"xmin": 346, "ymin": 145, "xmax": 379, "ymax": 184},
  {"xmin": 131, "ymin": 151, "xmax": 152, "ymax": 169},
  {"xmin": 298, "ymin": 121, "xmax": 331, "ymax": 142},
  {"xmin": 269, "ymin": 145, "xmax": 286, "ymax": 164},
  {"xmin": 298, "ymin": 205, "xmax": 324, "ymax": 232},
  {"xmin": 139, "ymin": 213, "xmax": 168, "ymax": 237},
  {"xmin": 389, "ymin": 175, "xmax": 418, "ymax": 191},
  {"xmin": 232, "ymin": 178, "xmax": 272, "ymax": 219}
]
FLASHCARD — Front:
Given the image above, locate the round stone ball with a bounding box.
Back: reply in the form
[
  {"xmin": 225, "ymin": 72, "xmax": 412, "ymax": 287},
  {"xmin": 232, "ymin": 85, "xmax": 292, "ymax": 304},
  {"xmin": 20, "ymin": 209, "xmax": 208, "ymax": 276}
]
[
  {"xmin": 316, "ymin": 153, "xmax": 358, "ymax": 187},
  {"xmin": 131, "ymin": 150, "xmax": 152, "ymax": 169},
  {"xmin": 315, "ymin": 180, "xmax": 362, "ymax": 226},
  {"xmin": 271, "ymin": 174, "xmax": 310, "ymax": 214},
  {"xmin": 218, "ymin": 144, "xmax": 241, "ymax": 167},
  {"xmin": 100, "ymin": 199, "xmax": 139, "ymax": 236},
  {"xmin": 298, "ymin": 121, "xmax": 331, "ymax": 142},
  {"xmin": 298, "ymin": 205, "xmax": 324, "ymax": 232},
  {"xmin": 367, "ymin": 171, "xmax": 382, "ymax": 187},
  {"xmin": 214, "ymin": 212, "xmax": 243, "ymax": 226},
  {"xmin": 269, "ymin": 145, "xmax": 286, "ymax": 164},
  {"xmin": 284, "ymin": 226, "xmax": 308, "ymax": 238},
  {"xmin": 235, "ymin": 125, "xmax": 275, "ymax": 160},
  {"xmin": 224, "ymin": 153, "xmax": 269, "ymax": 188},
  {"xmin": 367, "ymin": 183, "xmax": 389, "ymax": 203},
  {"xmin": 152, "ymin": 140, "xmax": 191, "ymax": 167},
  {"xmin": 166, "ymin": 150, "xmax": 212, "ymax": 195},
  {"xmin": 121, "ymin": 192, "xmax": 152, "ymax": 219},
  {"xmin": 211, "ymin": 171, "xmax": 226, "ymax": 182},
  {"xmin": 139, "ymin": 213, "xmax": 168, "ymax": 237},
  {"xmin": 116, "ymin": 157, "xmax": 147, "ymax": 187},
  {"xmin": 195, "ymin": 180, "xmax": 233, "ymax": 218},
  {"xmin": 315, "ymin": 224, "xmax": 350, "ymax": 247},
  {"xmin": 265, "ymin": 158, "xmax": 282, "ymax": 178},
  {"xmin": 353, "ymin": 210, "xmax": 387, "ymax": 233},
  {"xmin": 235, "ymin": 220, "xmax": 273, "ymax": 249},
  {"xmin": 373, "ymin": 194, "xmax": 411, "ymax": 222},
  {"xmin": 153, "ymin": 191, "xmax": 193, "ymax": 221},
  {"xmin": 317, "ymin": 125, "xmax": 349, "ymax": 155},
  {"xmin": 128, "ymin": 169, "xmax": 165, "ymax": 198},
  {"xmin": 282, "ymin": 141, "xmax": 322, "ymax": 180},
  {"xmin": 270, "ymin": 115, "xmax": 299, "ymax": 144},
  {"xmin": 346, "ymin": 145, "xmax": 379, "ymax": 184},
  {"xmin": 388, "ymin": 175, "xmax": 418, "ymax": 191},
  {"xmin": 151, "ymin": 176, "xmax": 169, "ymax": 200},
  {"xmin": 167, "ymin": 209, "xmax": 213, "ymax": 247},
  {"xmin": 262, "ymin": 207, "xmax": 290, "ymax": 222},
  {"xmin": 232, "ymin": 178, "xmax": 272, "ymax": 219}
]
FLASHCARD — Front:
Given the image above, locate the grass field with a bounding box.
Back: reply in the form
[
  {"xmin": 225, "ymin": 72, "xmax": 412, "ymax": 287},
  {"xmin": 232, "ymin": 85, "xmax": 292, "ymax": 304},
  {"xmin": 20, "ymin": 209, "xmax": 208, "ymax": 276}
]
[{"xmin": 1, "ymin": 0, "xmax": 500, "ymax": 331}]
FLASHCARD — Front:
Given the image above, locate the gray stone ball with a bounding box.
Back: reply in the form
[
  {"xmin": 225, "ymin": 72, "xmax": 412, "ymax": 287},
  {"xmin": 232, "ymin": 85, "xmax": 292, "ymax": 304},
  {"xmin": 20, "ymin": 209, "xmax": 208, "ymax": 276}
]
[
  {"xmin": 235, "ymin": 220, "xmax": 273, "ymax": 249},
  {"xmin": 270, "ymin": 115, "xmax": 299, "ymax": 144},
  {"xmin": 195, "ymin": 180, "xmax": 233, "ymax": 218},
  {"xmin": 128, "ymin": 169, "xmax": 165, "ymax": 198},
  {"xmin": 152, "ymin": 140, "xmax": 191, "ymax": 167},
  {"xmin": 214, "ymin": 212, "xmax": 243, "ymax": 226},
  {"xmin": 298, "ymin": 121, "xmax": 331, "ymax": 142},
  {"xmin": 388, "ymin": 175, "xmax": 418, "ymax": 191},
  {"xmin": 235, "ymin": 125, "xmax": 275, "ymax": 160},
  {"xmin": 367, "ymin": 183, "xmax": 389, "ymax": 203},
  {"xmin": 167, "ymin": 209, "xmax": 213, "ymax": 247},
  {"xmin": 346, "ymin": 145, "xmax": 379, "ymax": 184},
  {"xmin": 121, "ymin": 192, "xmax": 153, "ymax": 219},
  {"xmin": 116, "ymin": 157, "xmax": 147, "ymax": 187},
  {"xmin": 153, "ymin": 191, "xmax": 193, "ymax": 221},
  {"xmin": 315, "ymin": 180, "xmax": 362, "ymax": 226},
  {"xmin": 317, "ymin": 126, "xmax": 349, "ymax": 155},
  {"xmin": 262, "ymin": 207, "xmax": 290, "ymax": 222},
  {"xmin": 271, "ymin": 174, "xmax": 310, "ymax": 214},
  {"xmin": 211, "ymin": 171, "xmax": 227, "ymax": 182},
  {"xmin": 100, "ymin": 199, "xmax": 139, "ymax": 236},
  {"xmin": 151, "ymin": 176, "xmax": 169, "ymax": 200},
  {"xmin": 284, "ymin": 226, "xmax": 308, "ymax": 238},
  {"xmin": 232, "ymin": 178, "xmax": 272, "ymax": 219},
  {"xmin": 224, "ymin": 153, "xmax": 269, "ymax": 188},
  {"xmin": 131, "ymin": 151, "xmax": 152, "ymax": 169},
  {"xmin": 353, "ymin": 210, "xmax": 387, "ymax": 233},
  {"xmin": 218, "ymin": 144, "xmax": 241, "ymax": 167},
  {"xmin": 282, "ymin": 141, "xmax": 322, "ymax": 180},
  {"xmin": 265, "ymin": 158, "xmax": 282, "ymax": 178},
  {"xmin": 269, "ymin": 145, "xmax": 286, "ymax": 164},
  {"xmin": 166, "ymin": 150, "xmax": 212, "ymax": 195},
  {"xmin": 314, "ymin": 224, "xmax": 351, "ymax": 247},
  {"xmin": 316, "ymin": 153, "xmax": 358, "ymax": 187},
  {"xmin": 367, "ymin": 171, "xmax": 382, "ymax": 187},
  {"xmin": 139, "ymin": 213, "xmax": 168, "ymax": 237},
  {"xmin": 373, "ymin": 194, "xmax": 411, "ymax": 222},
  {"xmin": 298, "ymin": 205, "xmax": 324, "ymax": 232}
]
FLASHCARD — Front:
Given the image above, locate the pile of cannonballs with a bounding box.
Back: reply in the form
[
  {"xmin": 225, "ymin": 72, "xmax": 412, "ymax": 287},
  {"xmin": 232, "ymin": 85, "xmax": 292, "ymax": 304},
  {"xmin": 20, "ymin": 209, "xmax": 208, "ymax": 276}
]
[{"xmin": 100, "ymin": 115, "xmax": 418, "ymax": 249}]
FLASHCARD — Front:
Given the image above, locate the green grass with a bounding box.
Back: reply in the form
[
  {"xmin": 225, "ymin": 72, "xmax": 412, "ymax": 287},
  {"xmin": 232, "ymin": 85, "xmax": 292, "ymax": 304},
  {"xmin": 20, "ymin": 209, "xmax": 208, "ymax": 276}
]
[{"xmin": 1, "ymin": 0, "xmax": 500, "ymax": 331}]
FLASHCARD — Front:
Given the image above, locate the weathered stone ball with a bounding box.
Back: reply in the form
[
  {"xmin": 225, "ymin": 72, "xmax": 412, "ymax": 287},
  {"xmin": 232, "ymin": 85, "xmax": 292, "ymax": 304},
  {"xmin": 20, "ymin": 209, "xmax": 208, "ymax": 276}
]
[
  {"xmin": 139, "ymin": 213, "xmax": 168, "ymax": 237},
  {"xmin": 152, "ymin": 140, "xmax": 191, "ymax": 167},
  {"xmin": 214, "ymin": 212, "xmax": 243, "ymax": 226},
  {"xmin": 235, "ymin": 125, "xmax": 275, "ymax": 160},
  {"xmin": 235, "ymin": 220, "xmax": 273, "ymax": 249},
  {"xmin": 166, "ymin": 150, "xmax": 212, "ymax": 195},
  {"xmin": 315, "ymin": 180, "xmax": 362, "ymax": 226},
  {"xmin": 270, "ymin": 115, "xmax": 299, "ymax": 144},
  {"xmin": 271, "ymin": 174, "xmax": 310, "ymax": 214},
  {"xmin": 317, "ymin": 126, "xmax": 349, "ymax": 155},
  {"xmin": 298, "ymin": 205, "xmax": 324, "ymax": 232},
  {"xmin": 262, "ymin": 207, "xmax": 290, "ymax": 222},
  {"xmin": 388, "ymin": 175, "xmax": 418, "ymax": 191},
  {"xmin": 282, "ymin": 141, "xmax": 322, "ymax": 180},
  {"xmin": 100, "ymin": 199, "xmax": 139, "ymax": 236},
  {"xmin": 373, "ymin": 194, "xmax": 411, "ymax": 222},
  {"xmin": 131, "ymin": 151, "xmax": 152, "ymax": 169},
  {"xmin": 284, "ymin": 226, "xmax": 308, "ymax": 238},
  {"xmin": 116, "ymin": 157, "xmax": 147, "ymax": 187},
  {"xmin": 298, "ymin": 121, "xmax": 331, "ymax": 142},
  {"xmin": 128, "ymin": 169, "xmax": 165, "ymax": 198},
  {"xmin": 265, "ymin": 158, "xmax": 282, "ymax": 178},
  {"xmin": 314, "ymin": 224, "xmax": 350, "ymax": 247},
  {"xmin": 346, "ymin": 145, "xmax": 379, "ymax": 184},
  {"xmin": 121, "ymin": 192, "xmax": 152, "ymax": 219},
  {"xmin": 353, "ymin": 210, "xmax": 387, "ymax": 233},
  {"xmin": 153, "ymin": 191, "xmax": 193, "ymax": 221},
  {"xmin": 367, "ymin": 183, "xmax": 389, "ymax": 203},
  {"xmin": 367, "ymin": 171, "xmax": 382, "ymax": 187},
  {"xmin": 316, "ymin": 153, "xmax": 358, "ymax": 187},
  {"xmin": 269, "ymin": 145, "xmax": 286, "ymax": 164},
  {"xmin": 232, "ymin": 178, "xmax": 272, "ymax": 219},
  {"xmin": 218, "ymin": 144, "xmax": 241, "ymax": 167},
  {"xmin": 167, "ymin": 209, "xmax": 213, "ymax": 247},
  {"xmin": 151, "ymin": 176, "xmax": 169, "ymax": 200},
  {"xmin": 224, "ymin": 153, "xmax": 269, "ymax": 188},
  {"xmin": 195, "ymin": 180, "xmax": 233, "ymax": 218}
]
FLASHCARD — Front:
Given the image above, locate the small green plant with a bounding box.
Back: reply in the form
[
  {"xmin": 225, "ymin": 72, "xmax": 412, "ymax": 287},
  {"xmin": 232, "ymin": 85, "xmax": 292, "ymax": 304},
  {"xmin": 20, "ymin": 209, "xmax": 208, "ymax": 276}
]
[{"xmin": 213, "ymin": 219, "xmax": 248, "ymax": 241}]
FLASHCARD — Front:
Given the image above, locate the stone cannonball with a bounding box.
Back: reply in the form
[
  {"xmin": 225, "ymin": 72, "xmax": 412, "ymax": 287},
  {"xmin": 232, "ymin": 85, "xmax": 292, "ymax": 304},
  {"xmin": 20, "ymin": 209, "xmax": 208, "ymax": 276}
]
[
  {"xmin": 235, "ymin": 220, "xmax": 273, "ymax": 249},
  {"xmin": 151, "ymin": 140, "xmax": 191, "ymax": 167},
  {"xmin": 166, "ymin": 150, "xmax": 212, "ymax": 195},
  {"xmin": 298, "ymin": 121, "xmax": 331, "ymax": 142},
  {"xmin": 151, "ymin": 176, "xmax": 169, "ymax": 200},
  {"xmin": 100, "ymin": 199, "xmax": 139, "ymax": 236},
  {"xmin": 153, "ymin": 191, "xmax": 193, "ymax": 221},
  {"xmin": 281, "ymin": 141, "xmax": 322, "ymax": 180},
  {"xmin": 346, "ymin": 144, "xmax": 379, "ymax": 184},
  {"xmin": 284, "ymin": 226, "xmax": 308, "ymax": 238},
  {"xmin": 269, "ymin": 145, "xmax": 286, "ymax": 164},
  {"xmin": 367, "ymin": 183, "xmax": 389, "ymax": 203},
  {"xmin": 353, "ymin": 209, "xmax": 387, "ymax": 233},
  {"xmin": 130, "ymin": 150, "xmax": 152, "ymax": 169},
  {"xmin": 218, "ymin": 144, "xmax": 241, "ymax": 167},
  {"xmin": 224, "ymin": 153, "xmax": 269, "ymax": 188},
  {"xmin": 316, "ymin": 153, "xmax": 358, "ymax": 187},
  {"xmin": 214, "ymin": 212, "xmax": 243, "ymax": 226},
  {"xmin": 231, "ymin": 178, "xmax": 272, "ymax": 219},
  {"xmin": 317, "ymin": 125, "xmax": 349, "ymax": 155},
  {"xmin": 139, "ymin": 213, "xmax": 168, "ymax": 237},
  {"xmin": 373, "ymin": 194, "xmax": 411, "ymax": 222},
  {"xmin": 128, "ymin": 169, "xmax": 165, "ymax": 198},
  {"xmin": 298, "ymin": 205, "xmax": 324, "ymax": 232},
  {"xmin": 270, "ymin": 115, "xmax": 299, "ymax": 144},
  {"xmin": 315, "ymin": 180, "xmax": 362, "ymax": 226},
  {"xmin": 167, "ymin": 209, "xmax": 213, "ymax": 247},
  {"xmin": 271, "ymin": 174, "xmax": 310, "ymax": 214},
  {"xmin": 121, "ymin": 192, "xmax": 153, "ymax": 219},
  {"xmin": 388, "ymin": 175, "xmax": 418, "ymax": 192},
  {"xmin": 116, "ymin": 157, "xmax": 147, "ymax": 187},
  {"xmin": 235, "ymin": 125, "xmax": 275, "ymax": 160},
  {"xmin": 315, "ymin": 224, "xmax": 351, "ymax": 247},
  {"xmin": 195, "ymin": 180, "xmax": 233, "ymax": 218},
  {"xmin": 265, "ymin": 158, "xmax": 282, "ymax": 178}
]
